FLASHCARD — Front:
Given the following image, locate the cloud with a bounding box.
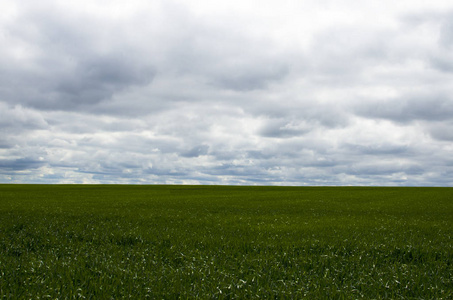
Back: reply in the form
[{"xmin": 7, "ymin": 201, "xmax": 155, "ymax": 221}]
[
  {"xmin": 1, "ymin": 0, "xmax": 156, "ymax": 111},
  {"xmin": 0, "ymin": 158, "xmax": 46, "ymax": 171},
  {"xmin": 258, "ymin": 119, "xmax": 312, "ymax": 138},
  {"xmin": 1, "ymin": 0, "xmax": 453, "ymax": 186},
  {"xmin": 0, "ymin": 103, "xmax": 48, "ymax": 132},
  {"xmin": 181, "ymin": 145, "xmax": 209, "ymax": 158},
  {"xmin": 353, "ymin": 94, "xmax": 453, "ymax": 123},
  {"xmin": 336, "ymin": 161, "xmax": 424, "ymax": 176},
  {"xmin": 428, "ymin": 122, "xmax": 453, "ymax": 141},
  {"xmin": 344, "ymin": 143, "xmax": 410, "ymax": 156}
]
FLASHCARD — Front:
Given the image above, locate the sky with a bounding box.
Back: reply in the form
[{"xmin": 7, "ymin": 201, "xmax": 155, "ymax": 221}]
[{"xmin": 1, "ymin": 0, "xmax": 453, "ymax": 186}]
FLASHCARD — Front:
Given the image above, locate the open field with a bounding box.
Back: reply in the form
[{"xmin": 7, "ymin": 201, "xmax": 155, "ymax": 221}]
[{"xmin": 0, "ymin": 185, "xmax": 452, "ymax": 298}]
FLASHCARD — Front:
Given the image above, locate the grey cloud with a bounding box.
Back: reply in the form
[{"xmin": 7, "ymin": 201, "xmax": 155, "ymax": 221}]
[
  {"xmin": 209, "ymin": 150, "xmax": 242, "ymax": 161},
  {"xmin": 354, "ymin": 95, "xmax": 453, "ymax": 123},
  {"xmin": 0, "ymin": 142, "xmax": 12, "ymax": 149},
  {"xmin": 428, "ymin": 122, "xmax": 453, "ymax": 141},
  {"xmin": 335, "ymin": 162, "xmax": 424, "ymax": 176},
  {"xmin": 49, "ymin": 55, "xmax": 155, "ymax": 108},
  {"xmin": 64, "ymin": 151, "xmax": 153, "ymax": 179},
  {"xmin": 306, "ymin": 27, "xmax": 396, "ymax": 84},
  {"xmin": 46, "ymin": 113, "xmax": 147, "ymax": 134},
  {"xmin": 203, "ymin": 163, "xmax": 262, "ymax": 177},
  {"xmin": 0, "ymin": 158, "xmax": 46, "ymax": 171},
  {"xmin": 147, "ymin": 169, "xmax": 188, "ymax": 177},
  {"xmin": 145, "ymin": 5, "xmax": 294, "ymax": 92},
  {"xmin": 181, "ymin": 145, "xmax": 209, "ymax": 158},
  {"xmin": 243, "ymin": 139, "xmax": 340, "ymax": 169},
  {"xmin": 304, "ymin": 159, "xmax": 339, "ymax": 168},
  {"xmin": 77, "ymin": 135, "xmax": 180, "ymax": 156},
  {"xmin": 1, "ymin": 4, "xmax": 155, "ymax": 112},
  {"xmin": 430, "ymin": 55, "xmax": 453, "ymax": 73},
  {"xmin": 27, "ymin": 54, "xmax": 154, "ymax": 111},
  {"xmin": 1, "ymin": 0, "xmax": 295, "ymax": 117},
  {"xmin": 210, "ymin": 63, "xmax": 290, "ymax": 91},
  {"xmin": 246, "ymin": 150, "xmax": 274, "ymax": 160},
  {"xmin": 258, "ymin": 119, "xmax": 311, "ymax": 138},
  {"xmin": 0, "ymin": 103, "xmax": 48, "ymax": 132},
  {"xmin": 165, "ymin": 37, "xmax": 292, "ymax": 92},
  {"xmin": 250, "ymin": 99, "xmax": 350, "ymax": 130},
  {"xmin": 344, "ymin": 143, "xmax": 410, "ymax": 156},
  {"xmin": 430, "ymin": 52, "xmax": 453, "ymax": 73},
  {"xmin": 438, "ymin": 11, "xmax": 453, "ymax": 48},
  {"xmin": 410, "ymin": 10, "xmax": 453, "ymax": 73}
]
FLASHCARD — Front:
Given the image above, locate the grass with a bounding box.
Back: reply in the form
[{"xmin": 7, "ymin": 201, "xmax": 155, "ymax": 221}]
[{"xmin": 0, "ymin": 185, "xmax": 452, "ymax": 298}]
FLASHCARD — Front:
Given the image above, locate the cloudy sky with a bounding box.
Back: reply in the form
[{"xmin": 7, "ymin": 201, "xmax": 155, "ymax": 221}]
[{"xmin": 1, "ymin": 0, "xmax": 453, "ymax": 185}]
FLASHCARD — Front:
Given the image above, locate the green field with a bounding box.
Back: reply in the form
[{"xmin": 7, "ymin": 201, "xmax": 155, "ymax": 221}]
[{"xmin": 0, "ymin": 185, "xmax": 452, "ymax": 298}]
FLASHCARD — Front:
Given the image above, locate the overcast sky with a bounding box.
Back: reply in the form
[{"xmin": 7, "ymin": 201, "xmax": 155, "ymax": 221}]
[{"xmin": 1, "ymin": 0, "xmax": 453, "ymax": 185}]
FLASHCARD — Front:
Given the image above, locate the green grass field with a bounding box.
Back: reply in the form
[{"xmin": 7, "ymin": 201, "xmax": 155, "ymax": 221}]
[{"xmin": 0, "ymin": 185, "xmax": 452, "ymax": 299}]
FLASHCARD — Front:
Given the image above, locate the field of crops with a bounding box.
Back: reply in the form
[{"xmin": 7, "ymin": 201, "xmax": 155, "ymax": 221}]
[{"xmin": 0, "ymin": 185, "xmax": 452, "ymax": 298}]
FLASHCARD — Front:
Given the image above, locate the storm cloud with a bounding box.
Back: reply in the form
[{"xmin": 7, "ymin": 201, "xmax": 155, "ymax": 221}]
[{"xmin": 1, "ymin": 0, "xmax": 453, "ymax": 186}]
